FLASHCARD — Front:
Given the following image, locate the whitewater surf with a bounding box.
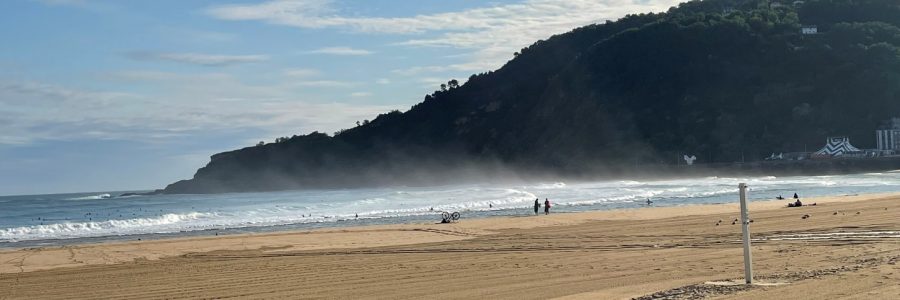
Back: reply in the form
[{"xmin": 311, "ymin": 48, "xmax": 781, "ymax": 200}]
[{"xmin": 3, "ymin": 172, "xmax": 900, "ymax": 247}]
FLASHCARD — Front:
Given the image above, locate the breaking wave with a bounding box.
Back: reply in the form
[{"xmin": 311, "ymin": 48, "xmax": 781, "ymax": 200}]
[
  {"xmin": 0, "ymin": 212, "xmax": 213, "ymax": 242},
  {"xmin": 65, "ymin": 193, "xmax": 112, "ymax": 200},
  {"xmin": 4, "ymin": 172, "xmax": 900, "ymax": 244}
]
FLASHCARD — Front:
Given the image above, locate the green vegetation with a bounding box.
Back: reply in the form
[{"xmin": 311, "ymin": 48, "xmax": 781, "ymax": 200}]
[{"xmin": 164, "ymin": 0, "xmax": 900, "ymax": 193}]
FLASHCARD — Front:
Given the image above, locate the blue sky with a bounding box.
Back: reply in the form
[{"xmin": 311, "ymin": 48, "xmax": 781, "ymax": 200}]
[{"xmin": 0, "ymin": 0, "xmax": 681, "ymax": 195}]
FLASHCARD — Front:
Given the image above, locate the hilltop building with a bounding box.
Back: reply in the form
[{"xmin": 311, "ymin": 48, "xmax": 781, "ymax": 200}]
[{"xmin": 801, "ymin": 25, "xmax": 818, "ymax": 35}]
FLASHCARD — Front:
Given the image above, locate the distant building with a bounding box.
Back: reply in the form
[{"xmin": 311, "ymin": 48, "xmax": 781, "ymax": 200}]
[
  {"xmin": 793, "ymin": 1, "xmax": 805, "ymax": 7},
  {"xmin": 876, "ymin": 118, "xmax": 900, "ymax": 151},
  {"xmin": 813, "ymin": 137, "xmax": 862, "ymax": 158},
  {"xmin": 801, "ymin": 25, "xmax": 818, "ymax": 35}
]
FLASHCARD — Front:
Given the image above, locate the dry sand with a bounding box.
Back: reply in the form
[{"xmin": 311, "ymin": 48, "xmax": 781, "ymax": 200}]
[{"xmin": 1, "ymin": 192, "xmax": 899, "ymax": 299}]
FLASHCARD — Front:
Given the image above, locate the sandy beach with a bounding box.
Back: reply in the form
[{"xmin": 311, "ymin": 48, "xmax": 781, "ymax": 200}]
[{"xmin": 1, "ymin": 192, "xmax": 899, "ymax": 299}]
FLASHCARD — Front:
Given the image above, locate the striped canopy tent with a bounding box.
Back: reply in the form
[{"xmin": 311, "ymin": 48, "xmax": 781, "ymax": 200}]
[{"xmin": 814, "ymin": 137, "xmax": 861, "ymax": 157}]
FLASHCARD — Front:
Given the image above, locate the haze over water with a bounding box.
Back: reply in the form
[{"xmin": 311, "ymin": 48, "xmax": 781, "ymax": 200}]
[{"xmin": 3, "ymin": 172, "xmax": 900, "ymax": 248}]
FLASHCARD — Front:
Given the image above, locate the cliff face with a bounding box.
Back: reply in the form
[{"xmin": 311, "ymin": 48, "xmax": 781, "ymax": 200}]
[{"xmin": 164, "ymin": 0, "xmax": 900, "ymax": 194}]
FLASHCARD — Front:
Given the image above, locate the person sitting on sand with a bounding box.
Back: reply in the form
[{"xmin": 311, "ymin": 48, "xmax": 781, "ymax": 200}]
[
  {"xmin": 794, "ymin": 199, "xmax": 803, "ymax": 207},
  {"xmin": 534, "ymin": 199, "xmax": 540, "ymax": 215},
  {"xmin": 544, "ymin": 198, "xmax": 551, "ymax": 215}
]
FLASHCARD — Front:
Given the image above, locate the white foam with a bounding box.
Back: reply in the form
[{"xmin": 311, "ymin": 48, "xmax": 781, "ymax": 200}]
[
  {"xmin": 65, "ymin": 193, "xmax": 112, "ymax": 200},
  {"xmin": 0, "ymin": 212, "xmax": 213, "ymax": 242},
  {"xmin": 5, "ymin": 173, "xmax": 900, "ymax": 243}
]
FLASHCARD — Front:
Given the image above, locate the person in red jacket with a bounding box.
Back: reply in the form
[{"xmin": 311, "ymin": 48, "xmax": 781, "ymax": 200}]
[{"xmin": 544, "ymin": 198, "xmax": 551, "ymax": 215}]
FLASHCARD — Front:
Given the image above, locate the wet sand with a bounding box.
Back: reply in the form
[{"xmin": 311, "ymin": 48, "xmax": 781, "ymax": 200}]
[{"xmin": 1, "ymin": 193, "xmax": 899, "ymax": 299}]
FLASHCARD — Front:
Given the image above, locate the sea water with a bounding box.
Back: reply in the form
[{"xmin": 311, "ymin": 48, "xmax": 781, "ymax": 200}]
[{"xmin": 2, "ymin": 172, "xmax": 900, "ymax": 248}]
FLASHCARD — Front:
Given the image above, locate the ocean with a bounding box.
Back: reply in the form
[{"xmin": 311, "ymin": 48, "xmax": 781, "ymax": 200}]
[{"xmin": 2, "ymin": 172, "xmax": 900, "ymax": 248}]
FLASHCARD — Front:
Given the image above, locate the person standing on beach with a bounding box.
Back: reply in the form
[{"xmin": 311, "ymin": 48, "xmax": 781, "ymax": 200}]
[
  {"xmin": 544, "ymin": 198, "xmax": 551, "ymax": 215},
  {"xmin": 534, "ymin": 199, "xmax": 540, "ymax": 215}
]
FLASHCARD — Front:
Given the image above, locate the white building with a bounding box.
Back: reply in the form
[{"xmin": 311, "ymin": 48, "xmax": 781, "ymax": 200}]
[
  {"xmin": 801, "ymin": 25, "xmax": 818, "ymax": 35},
  {"xmin": 876, "ymin": 118, "xmax": 900, "ymax": 151}
]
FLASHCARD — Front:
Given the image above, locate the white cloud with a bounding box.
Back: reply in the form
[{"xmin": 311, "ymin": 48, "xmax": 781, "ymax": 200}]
[
  {"xmin": 376, "ymin": 78, "xmax": 391, "ymax": 85},
  {"xmin": 419, "ymin": 77, "xmax": 449, "ymax": 87},
  {"xmin": 157, "ymin": 27, "xmax": 238, "ymax": 43},
  {"xmin": 0, "ymin": 76, "xmax": 396, "ymax": 145},
  {"xmin": 350, "ymin": 92, "xmax": 371, "ymax": 97},
  {"xmin": 306, "ymin": 47, "xmax": 373, "ymax": 56},
  {"xmin": 283, "ymin": 68, "xmax": 320, "ymax": 77},
  {"xmin": 207, "ymin": 0, "xmax": 682, "ymax": 72},
  {"xmin": 293, "ymin": 80, "xmax": 358, "ymax": 87},
  {"xmin": 392, "ymin": 65, "xmax": 478, "ymax": 76},
  {"xmin": 127, "ymin": 52, "xmax": 269, "ymax": 66}
]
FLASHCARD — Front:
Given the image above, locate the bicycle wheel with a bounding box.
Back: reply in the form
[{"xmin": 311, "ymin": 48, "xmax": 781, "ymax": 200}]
[{"xmin": 451, "ymin": 212, "xmax": 460, "ymax": 220}]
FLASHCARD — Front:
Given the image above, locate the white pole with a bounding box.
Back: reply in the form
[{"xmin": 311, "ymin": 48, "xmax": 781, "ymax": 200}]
[{"xmin": 739, "ymin": 183, "xmax": 753, "ymax": 284}]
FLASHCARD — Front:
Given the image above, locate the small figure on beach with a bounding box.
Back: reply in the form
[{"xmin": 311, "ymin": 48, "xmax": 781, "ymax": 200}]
[
  {"xmin": 489, "ymin": 203, "xmax": 493, "ymax": 208},
  {"xmin": 544, "ymin": 198, "xmax": 551, "ymax": 215},
  {"xmin": 776, "ymin": 195, "xmax": 784, "ymax": 200},
  {"xmin": 793, "ymin": 193, "xmax": 799, "ymax": 200},
  {"xmin": 534, "ymin": 199, "xmax": 541, "ymax": 215},
  {"xmin": 646, "ymin": 198, "xmax": 653, "ymax": 206}
]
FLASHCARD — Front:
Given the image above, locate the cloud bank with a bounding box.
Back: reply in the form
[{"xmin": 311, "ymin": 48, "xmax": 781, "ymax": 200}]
[
  {"xmin": 0, "ymin": 75, "xmax": 394, "ymax": 146},
  {"xmin": 127, "ymin": 52, "xmax": 269, "ymax": 66},
  {"xmin": 207, "ymin": 0, "xmax": 682, "ymax": 71},
  {"xmin": 306, "ymin": 47, "xmax": 373, "ymax": 56}
]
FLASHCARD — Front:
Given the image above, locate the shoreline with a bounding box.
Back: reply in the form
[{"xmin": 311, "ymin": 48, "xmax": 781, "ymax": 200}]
[
  {"xmin": 2, "ymin": 191, "xmax": 899, "ymax": 299},
  {"xmin": 3, "ymin": 191, "xmax": 897, "ymax": 273},
  {"xmin": 6, "ymin": 171, "xmax": 900, "ymax": 249},
  {"xmin": 4, "ymin": 185, "xmax": 894, "ymax": 250}
]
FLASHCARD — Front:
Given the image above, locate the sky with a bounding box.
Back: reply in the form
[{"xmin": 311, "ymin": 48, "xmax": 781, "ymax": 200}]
[{"xmin": 0, "ymin": 0, "xmax": 683, "ymax": 196}]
